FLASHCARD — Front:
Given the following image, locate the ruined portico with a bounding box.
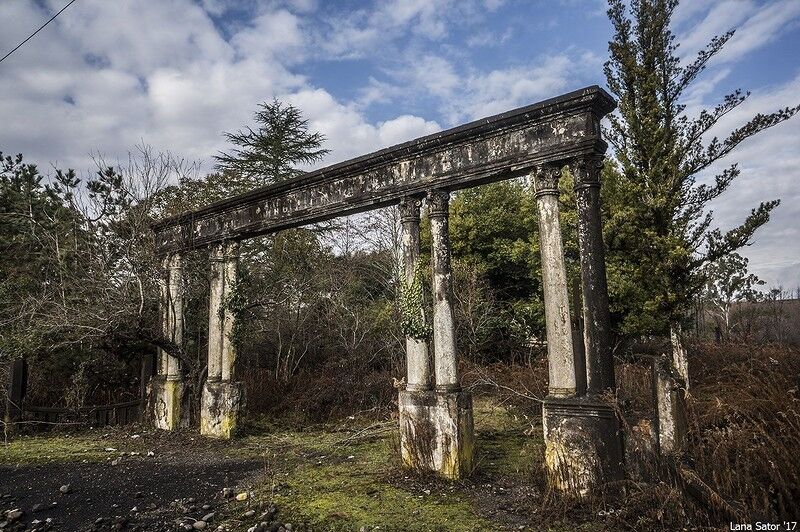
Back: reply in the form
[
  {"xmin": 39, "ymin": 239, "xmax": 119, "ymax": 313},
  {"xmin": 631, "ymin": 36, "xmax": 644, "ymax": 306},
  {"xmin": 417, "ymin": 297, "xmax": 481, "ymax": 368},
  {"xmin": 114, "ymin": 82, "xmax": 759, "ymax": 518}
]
[{"xmin": 150, "ymin": 85, "xmax": 624, "ymax": 490}]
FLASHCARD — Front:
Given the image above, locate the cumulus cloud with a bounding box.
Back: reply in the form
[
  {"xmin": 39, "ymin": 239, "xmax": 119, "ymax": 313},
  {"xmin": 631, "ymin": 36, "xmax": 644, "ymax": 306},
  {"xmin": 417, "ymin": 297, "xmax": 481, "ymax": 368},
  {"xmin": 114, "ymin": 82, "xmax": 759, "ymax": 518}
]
[
  {"xmin": 0, "ymin": 0, "xmax": 441, "ymax": 175},
  {"xmin": 700, "ymin": 74, "xmax": 800, "ymax": 288}
]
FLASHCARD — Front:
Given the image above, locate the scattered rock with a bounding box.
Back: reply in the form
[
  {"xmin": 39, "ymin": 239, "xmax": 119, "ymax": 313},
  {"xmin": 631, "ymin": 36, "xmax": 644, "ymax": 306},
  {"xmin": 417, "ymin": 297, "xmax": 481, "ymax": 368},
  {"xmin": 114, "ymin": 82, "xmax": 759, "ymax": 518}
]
[
  {"xmin": 59, "ymin": 484, "xmax": 71, "ymax": 494},
  {"xmin": 134, "ymin": 491, "xmax": 143, "ymax": 498},
  {"xmin": 243, "ymin": 510, "xmax": 256, "ymax": 518},
  {"xmin": 259, "ymin": 504, "xmax": 278, "ymax": 521},
  {"xmin": 201, "ymin": 504, "xmax": 211, "ymax": 510},
  {"xmin": 6, "ymin": 509, "xmax": 23, "ymax": 523},
  {"xmin": 147, "ymin": 451, "xmax": 155, "ymax": 457},
  {"xmin": 222, "ymin": 488, "xmax": 234, "ymax": 499},
  {"xmin": 235, "ymin": 492, "xmax": 248, "ymax": 501},
  {"xmin": 193, "ymin": 520, "xmax": 207, "ymax": 530},
  {"xmin": 104, "ymin": 448, "xmax": 118, "ymax": 452},
  {"xmin": 202, "ymin": 512, "xmax": 215, "ymax": 522},
  {"xmin": 31, "ymin": 503, "xmax": 43, "ymax": 513},
  {"xmin": 95, "ymin": 517, "xmax": 105, "ymax": 525},
  {"xmin": 111, "ymin": 458, "xmax": 121, "ymax": 466}
]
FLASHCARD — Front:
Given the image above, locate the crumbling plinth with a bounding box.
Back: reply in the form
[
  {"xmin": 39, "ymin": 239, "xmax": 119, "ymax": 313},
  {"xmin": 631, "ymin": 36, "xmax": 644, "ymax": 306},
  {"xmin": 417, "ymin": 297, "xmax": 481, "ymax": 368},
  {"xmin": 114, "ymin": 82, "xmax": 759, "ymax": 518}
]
[
  {"xmin": 200, "ymin": 381, "xmax": 244, "ymax": 439},
  {"xmin": 150, "ymin": 376, "xmax": 183, "ymax": 431},
  {"xmin": 398, "ymin": 389, "xmax": 474, "ymax": 479},
  {"xmin": 652, "ymin": 355, "xmax": 687, "ymax": 455},
  {"xmin": 542, "ymin": 396, "xmax": 624, "ymax": 496}
]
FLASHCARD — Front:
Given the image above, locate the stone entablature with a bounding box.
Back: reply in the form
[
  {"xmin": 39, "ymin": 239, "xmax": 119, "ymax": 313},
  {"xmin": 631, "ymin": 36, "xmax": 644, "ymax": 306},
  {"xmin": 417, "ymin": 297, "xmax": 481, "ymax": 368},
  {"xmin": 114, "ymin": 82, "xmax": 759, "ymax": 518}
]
[{"xmin": 152, "ymin": 86, "xmax": 613, "ymax": 256}]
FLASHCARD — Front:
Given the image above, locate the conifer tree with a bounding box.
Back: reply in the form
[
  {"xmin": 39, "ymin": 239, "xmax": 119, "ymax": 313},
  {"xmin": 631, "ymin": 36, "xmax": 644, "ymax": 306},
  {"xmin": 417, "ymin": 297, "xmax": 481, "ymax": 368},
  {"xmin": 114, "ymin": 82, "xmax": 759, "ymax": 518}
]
[{"xmin": 603, "ymin": 0, "xmax": 799, "ymax": 370}]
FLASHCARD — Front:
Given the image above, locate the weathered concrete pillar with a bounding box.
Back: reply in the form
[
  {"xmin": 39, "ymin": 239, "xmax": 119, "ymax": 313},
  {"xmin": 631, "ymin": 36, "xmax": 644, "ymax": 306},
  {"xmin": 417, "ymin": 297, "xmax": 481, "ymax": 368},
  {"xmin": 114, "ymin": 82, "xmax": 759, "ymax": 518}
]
[
  {"xmin": 536, "ymin": 159, "xmax": 624, "ymax": 495},
  {"xmin": 152, "ymin": 253, "xmax": 184, "ymax": 431},
  {"xmin": 207, "ymin": 243, "xmax": 224, "ymax": 383},
  {"xmin": 399, "ymin": 190, "xmax": 473, "ymax": 480},
  {"xmin": 221, "ymin": 241, "xmax": 239, "ymax": 382},
  {"xmin": 201, "ymin": 241, "xmax": 243, "ymax": 439},
  {"xmin": 571, "ymin": 155, "xmax": 615, "ymax": 394},
  {"xmin": 652, "ymin": 355, "xmax": 688, "ymax": 455},
  {"xmin": 399, "ymin": 196, "xmax": 431, "ymax": 392},
  {"xmin": 532, "ymin": 165, "xmax": 577, "ymax": 398},
  {"xmin": 428, "ymin": 190, "xmax": 458, "ymax": 392}
]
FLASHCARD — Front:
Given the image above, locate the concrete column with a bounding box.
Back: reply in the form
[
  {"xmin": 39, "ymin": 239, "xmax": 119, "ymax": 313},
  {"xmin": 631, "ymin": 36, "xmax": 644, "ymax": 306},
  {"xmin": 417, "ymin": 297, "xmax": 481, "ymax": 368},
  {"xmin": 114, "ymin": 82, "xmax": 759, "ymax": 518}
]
[
  {"xmin": 157, "ymin": 263, "xmax": 169, "ymax": 376},
  {"xmin": 398, "ymin": 190, "xmax": 473, "ymax": 479},
  {"xmin": 532, "ymin": 165, "xmax": 577, "ymax": 398},
  {"xmin": 201, "ymin": 240, "xmax": 244, "ymax": 439},
  {"xmin": 652, "ymin": 355, "xmax": 688, "ymax": 455},
  {"xmin": 428, "ymin": 190, "xmax": 458, "ymax": 392},
  {"xmin": 166, "ymin": 253, "xmax": 183, "ymax": 381},
  {"xmin": 207, "ymin": 244, "xmax": 225, "ymax": 382},
  {"xmin": 571, "ymin": 155, "xmax": 615, "ymax": 395},
  {"xmin": 399, "ymin": 196, "xmax": 431, "ymax": 392},
  {"xmin": 221, "ymin": 241, "xmax": 239, "ymax": 382},
  {"xmin": 152, "ymin": 253, "xmax": 184, "ymax": 431},
  {"xmin": 537, "ymin": 157, "xmax": 624, "ymax": 495}
]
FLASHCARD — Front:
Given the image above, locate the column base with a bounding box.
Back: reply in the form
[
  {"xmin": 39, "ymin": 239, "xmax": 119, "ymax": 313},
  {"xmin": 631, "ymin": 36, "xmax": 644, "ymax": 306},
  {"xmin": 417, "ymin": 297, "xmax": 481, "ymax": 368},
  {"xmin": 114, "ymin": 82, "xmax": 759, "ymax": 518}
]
[
  {"xmin": 542, "ymin": 395, "xmax": 624, "ymax": 496},
  {"xmin": 150, "ymin": 376, "xmax": 183, "ymax": 431},
  {"xmin": 200, "ymin": 381, "xmax": 244, "ymax": 439},
  {"xmin": 398, "ymin": 389, "xmax": 474, "ymax": 479}
]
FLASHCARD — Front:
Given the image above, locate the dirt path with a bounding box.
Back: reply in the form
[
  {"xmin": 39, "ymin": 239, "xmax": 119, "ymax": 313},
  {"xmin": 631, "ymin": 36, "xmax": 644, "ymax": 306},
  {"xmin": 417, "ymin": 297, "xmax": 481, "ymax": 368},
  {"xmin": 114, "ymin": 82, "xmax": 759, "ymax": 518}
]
[{"xmin": 1, "ymin": 456, "xmax": 261, "ymax": 531}]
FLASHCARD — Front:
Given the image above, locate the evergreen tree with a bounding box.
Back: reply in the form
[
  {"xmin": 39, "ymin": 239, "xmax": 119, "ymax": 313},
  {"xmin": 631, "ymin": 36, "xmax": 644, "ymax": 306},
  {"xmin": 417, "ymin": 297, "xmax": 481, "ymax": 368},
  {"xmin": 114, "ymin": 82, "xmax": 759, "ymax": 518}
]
[
  {"xmin": 214, "ymin": 99, "xmax": 329, "ymax": 186},
  {"xmin": 603, "ymin": 0, "xmax": 799, "ymax": 352}
]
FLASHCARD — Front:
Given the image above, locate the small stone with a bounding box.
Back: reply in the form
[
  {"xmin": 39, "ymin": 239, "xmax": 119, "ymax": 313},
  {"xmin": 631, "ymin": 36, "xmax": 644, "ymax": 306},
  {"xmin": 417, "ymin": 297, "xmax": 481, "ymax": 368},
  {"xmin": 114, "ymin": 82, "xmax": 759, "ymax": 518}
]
[
  {"xmin": 202, "ymin": 512, "xmax": 215, "ymax": 522},
  {"xmin": 131, "ymin": 506, "xmax": 138, "ymax": 512},
  {"xmin": 422, "ymin": 489, "xmax": 431, "ymax": 495},
  {"xmin": 111, "ymin": 458, "xmax": 121, "ymax": 466},
  {"xmin": 135, "ymin": 491, "xmax": 143, "ymax": 498},
  {"xmin": 202, "ymin": 504, "xmax": 211, "ymax": 511},
  {"xmin": 59, "ymin": 484, "xmax": 71, "ymax": 494},
  {"xmin": 222, "ymin": 488, "xmax": 234, "ymax": 498},
  {"xmin": 104, "ymin": 447, "xmax": 117, "ymax": 452},
  {"xmin": 95, "ymin": 518, "xmax": 105, "ymax": 525},
  {"xmin": 31, "ymin": 503, "xmax": 43, "ymax": 513},
  {"xmin": 193, "ymin": 521, "xmax": 207, "ymax": 530},
  {"xmin": 243, "ymin": 510, "xmax": 256, "ymax": 518},
  {"xmin": 235, "ymin": 492, "xmax": 248, "ymax": 501},
  {"xmin": 187, "ymin": 497, "xmax": 195, "ymax": 503},
  {"xmin": 147, "ymin": 451, "xmax": 155, "ymax": 457},
  {"xmin": 284, "ymin": 524, "xmax": 293, "ymax": 531},
  {"xmin": 6, "ymin": 509, "xmax": 23, "ymax": 523}
]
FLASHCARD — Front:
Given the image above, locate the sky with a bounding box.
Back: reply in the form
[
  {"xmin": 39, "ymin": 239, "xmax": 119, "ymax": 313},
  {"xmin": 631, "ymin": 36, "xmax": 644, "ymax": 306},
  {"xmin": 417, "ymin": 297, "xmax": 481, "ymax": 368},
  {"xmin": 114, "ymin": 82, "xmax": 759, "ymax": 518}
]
[{"xmin": 1, "ymin": 0, "xmax": 799, "ymax": 289}]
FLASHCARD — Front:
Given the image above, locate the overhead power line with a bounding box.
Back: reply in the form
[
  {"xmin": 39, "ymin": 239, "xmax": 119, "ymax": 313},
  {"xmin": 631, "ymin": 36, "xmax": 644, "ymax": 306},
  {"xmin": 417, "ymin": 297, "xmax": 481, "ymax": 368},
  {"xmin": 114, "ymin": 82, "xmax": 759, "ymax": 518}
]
[{"xmin": 0, "ymin": 0, "xmax": 78, "ymax": 65}]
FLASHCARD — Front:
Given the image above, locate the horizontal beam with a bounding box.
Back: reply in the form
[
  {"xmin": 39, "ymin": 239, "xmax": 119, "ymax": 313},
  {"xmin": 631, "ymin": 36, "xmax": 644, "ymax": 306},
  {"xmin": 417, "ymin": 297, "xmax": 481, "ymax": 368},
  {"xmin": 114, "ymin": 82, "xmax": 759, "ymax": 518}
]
[{"xmin": 153, "ymin": 85, "xmax": 615, "ymax": 255}]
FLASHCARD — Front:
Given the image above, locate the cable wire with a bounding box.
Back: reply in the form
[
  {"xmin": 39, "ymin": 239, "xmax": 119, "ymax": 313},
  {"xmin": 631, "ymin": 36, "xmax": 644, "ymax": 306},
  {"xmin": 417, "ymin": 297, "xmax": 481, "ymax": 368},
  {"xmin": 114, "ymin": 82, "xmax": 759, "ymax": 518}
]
[{"xmin": 0, "ymin": 0, "xmax": 78, "ymax": 65}]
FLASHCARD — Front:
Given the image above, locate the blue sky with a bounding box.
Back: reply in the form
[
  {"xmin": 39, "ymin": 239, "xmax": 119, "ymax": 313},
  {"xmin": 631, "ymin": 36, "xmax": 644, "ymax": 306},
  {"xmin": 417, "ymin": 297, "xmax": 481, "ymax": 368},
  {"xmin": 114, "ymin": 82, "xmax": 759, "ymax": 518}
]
[{"xmin": 1, "ymin": 0, "xmax": 799, "ymax": 287}]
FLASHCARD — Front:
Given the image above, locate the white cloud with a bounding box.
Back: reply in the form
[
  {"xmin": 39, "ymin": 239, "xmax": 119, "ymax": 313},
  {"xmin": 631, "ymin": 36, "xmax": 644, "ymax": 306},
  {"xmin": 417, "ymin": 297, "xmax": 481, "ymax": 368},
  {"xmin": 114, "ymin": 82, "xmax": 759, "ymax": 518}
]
[
  {"xmin": 284, "ymin": 89, "xmax": 441, "ymax": 164},
  {"xmin": 701, "ymin": 74, "xmax": 800, "ymax": 288},
  {"xmin": 0, "ymin": 0, "xmax": 439, "ymax": 176}
]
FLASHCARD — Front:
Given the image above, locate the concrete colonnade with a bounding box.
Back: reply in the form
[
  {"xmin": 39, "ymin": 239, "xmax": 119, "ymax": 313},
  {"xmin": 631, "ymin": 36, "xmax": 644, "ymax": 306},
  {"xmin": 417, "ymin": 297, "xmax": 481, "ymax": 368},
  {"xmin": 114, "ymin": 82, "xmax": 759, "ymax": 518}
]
[
  {"xmin": 398, "ymin": 154, "xmax": 624, "ymax": 491},
  {"xmin": 398, "ymin": 190, "xmax": 474, "ymax": 480}
]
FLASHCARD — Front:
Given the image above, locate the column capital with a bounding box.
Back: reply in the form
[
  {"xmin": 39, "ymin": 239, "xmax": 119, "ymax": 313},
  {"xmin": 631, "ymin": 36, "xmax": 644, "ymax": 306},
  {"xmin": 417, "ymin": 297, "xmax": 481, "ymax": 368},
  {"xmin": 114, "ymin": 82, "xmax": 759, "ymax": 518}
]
[
  {"xmin": 531, "ymin": 164, "xmax": 563, "ymax": 198},
  {"xmin": 427, "ymin": 190, "xmax": 450, "ymax": 218},
  {"xmin": 398, "ymin": 196, "xmax": 423, "ymax": 223},
  {"xmin": 570, "ymin": 154, "xmax": 605, "ymax": 191},
  {"xmin": 209, "ymin": 242, "xmax": 225, "ymax": 262},
  {"xmin": 223, "ymin": 240, "xmax": 240, "ymax": 260}
]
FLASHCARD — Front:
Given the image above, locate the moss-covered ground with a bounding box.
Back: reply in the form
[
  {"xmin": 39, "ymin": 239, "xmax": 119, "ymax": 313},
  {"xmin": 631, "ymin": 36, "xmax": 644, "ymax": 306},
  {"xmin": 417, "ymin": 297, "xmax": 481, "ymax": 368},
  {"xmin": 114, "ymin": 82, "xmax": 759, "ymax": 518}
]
[{"xmin": 1, "ymin": 398, "xmax": 601, "ymax": 530}]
